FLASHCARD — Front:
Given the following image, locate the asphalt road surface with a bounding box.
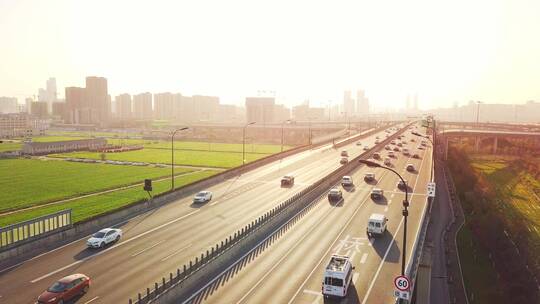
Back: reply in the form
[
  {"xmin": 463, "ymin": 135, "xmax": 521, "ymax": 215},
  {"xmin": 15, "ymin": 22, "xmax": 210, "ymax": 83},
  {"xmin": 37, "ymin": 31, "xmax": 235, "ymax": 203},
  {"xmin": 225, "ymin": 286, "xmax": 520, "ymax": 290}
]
[{"xmin": 0, "ymin": 125, "xmax": 409, "ymax": 304}]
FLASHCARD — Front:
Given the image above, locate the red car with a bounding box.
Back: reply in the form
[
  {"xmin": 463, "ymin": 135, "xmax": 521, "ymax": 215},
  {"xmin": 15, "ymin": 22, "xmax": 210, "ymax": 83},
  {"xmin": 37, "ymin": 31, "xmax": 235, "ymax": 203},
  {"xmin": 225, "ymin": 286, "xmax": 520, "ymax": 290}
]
[{"xmin": 37, "ymin": 273, "xmax": 90, "ymax": 304}]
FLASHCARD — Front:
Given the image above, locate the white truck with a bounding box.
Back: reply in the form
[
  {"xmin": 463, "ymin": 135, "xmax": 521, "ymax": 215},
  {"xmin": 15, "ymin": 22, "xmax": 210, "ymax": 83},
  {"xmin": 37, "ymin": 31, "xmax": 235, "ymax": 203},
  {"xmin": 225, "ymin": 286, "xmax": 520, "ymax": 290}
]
[
  {"xmin": 367, "ymin": 213, "xmax": 388, "ymax": 238},
  {"xmin": 322, "ymin": 254, "xmax": 355, "ymax": 298}
]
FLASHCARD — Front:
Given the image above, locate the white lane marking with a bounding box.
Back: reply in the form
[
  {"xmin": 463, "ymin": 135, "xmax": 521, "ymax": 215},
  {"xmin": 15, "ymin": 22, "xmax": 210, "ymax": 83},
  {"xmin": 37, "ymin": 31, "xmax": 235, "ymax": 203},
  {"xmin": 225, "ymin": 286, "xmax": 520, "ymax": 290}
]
[
  {"xmin": 131, "ymin": 240, "xmax": 165, "ymax": 257},
  {"xmin": 390, "ymin": 193, "xmax": 395, "ymax": 198},
  {"xmin": 30, "ymin": 209, "xmax": 200, "ymax": 283},
  {"xmin": 161, "ymin": 244, "xmax": 193, "ymax": 262},
  {"xmin": 362, "ymin": 217, "xmax": 405, "ymax": 304},
  {"xmin": 287, "ymin": 192, "xmax": 375, "ymax": 304},
  {"xmin": 349, "ymin": 251, "xmax": 357, "ymax": 262},
  {"xmin": 209, "ymin": 200, "xmax": 220, "ymax": 206},
  {"xmin": 0, "ymin": 214, "xmax": 143, "ymax": 275},
  {"xmin": 83, "ymin": 296, "xmax": 99, "ymax": 304},
  {"xmin": 387, "ymin": 200, "xmax": 392, "ymax": 205},
  {"xmin": 333, "ymin": 234, "xmax": 350, "ymax": 253},
  {"xmin": 384, "ymin": 207, "xmax": 388, "ymax": 212},
  {"xmin": 360, "ymin": 253, "xmax": 368, "ymax": 264},
  {"xmin": 303, "ymin": 289, "xmax": 321, "ymax": 296},
  {"xmin": 353, "ymin": 272, "xmax": 360, "ymax": 284},
  {"xmin": 362, "ymin": 138, "xmax": 429, "ymax": 304}
]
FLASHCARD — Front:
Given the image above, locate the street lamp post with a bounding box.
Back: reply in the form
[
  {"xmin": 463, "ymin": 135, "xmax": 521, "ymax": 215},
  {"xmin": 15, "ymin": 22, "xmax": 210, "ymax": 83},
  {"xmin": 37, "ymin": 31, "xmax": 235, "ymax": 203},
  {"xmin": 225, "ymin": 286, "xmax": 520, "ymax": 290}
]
[
  {"xmin": 281, "ymin": 119, "xmax": 291, "ymax": 152},
  {"xmin": 243, "ymin": 122, "xmax": 256, "ymax": 165},
  {"xmin": 358, "ymin": 159, "xmax": 409, "ymax": 277},
  {"xmin": 171, "ymin": 127, "xmax": 189, "ymax": 190}
]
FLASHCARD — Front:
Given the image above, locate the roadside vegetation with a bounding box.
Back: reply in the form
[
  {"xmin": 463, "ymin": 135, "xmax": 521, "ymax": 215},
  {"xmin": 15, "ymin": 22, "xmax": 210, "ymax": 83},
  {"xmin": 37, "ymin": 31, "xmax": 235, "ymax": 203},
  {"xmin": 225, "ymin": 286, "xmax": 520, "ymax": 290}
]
[
  {"xmin": 0, "ymin": 159, "xmax": 194, "ymax": 213},
  {"xmin": 448, "ymin": 147, "xmax": 540, "ymax": 304},
  {"xmin": 0, "ymin": 170, "xmax": 218, "ymax": 227}
]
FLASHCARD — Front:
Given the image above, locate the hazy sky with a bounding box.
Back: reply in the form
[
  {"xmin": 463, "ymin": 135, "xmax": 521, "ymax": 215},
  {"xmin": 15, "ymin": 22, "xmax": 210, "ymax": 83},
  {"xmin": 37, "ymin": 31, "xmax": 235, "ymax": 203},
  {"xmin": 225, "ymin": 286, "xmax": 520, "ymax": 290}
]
[{"xmin": 1, "ymin": 0, "xmax": 539, "ymax": 109}]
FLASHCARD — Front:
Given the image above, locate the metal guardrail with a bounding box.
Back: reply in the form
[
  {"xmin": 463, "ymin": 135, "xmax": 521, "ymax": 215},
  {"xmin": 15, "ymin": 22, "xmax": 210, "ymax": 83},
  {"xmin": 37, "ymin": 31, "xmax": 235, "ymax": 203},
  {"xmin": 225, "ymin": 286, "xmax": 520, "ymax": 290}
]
[
  {"xmin": 0, "ymin": 209, "xmax": 72, "ymax": 252},
  {"xmin": 129, "ymin": 124, "xmax": 410, "ymax": 304}
]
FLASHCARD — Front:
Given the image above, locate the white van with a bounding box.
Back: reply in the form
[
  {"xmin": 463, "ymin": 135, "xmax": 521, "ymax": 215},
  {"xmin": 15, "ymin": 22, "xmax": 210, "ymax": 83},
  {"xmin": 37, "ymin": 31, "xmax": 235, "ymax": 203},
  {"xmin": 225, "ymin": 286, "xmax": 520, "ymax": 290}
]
[
  {"xmin": 322, "ymin": 254, "xmax": 355, "ymax": 298},
  {"xmin": 367, "ymin": 213, "xmax": 388, "ymax": 237}
]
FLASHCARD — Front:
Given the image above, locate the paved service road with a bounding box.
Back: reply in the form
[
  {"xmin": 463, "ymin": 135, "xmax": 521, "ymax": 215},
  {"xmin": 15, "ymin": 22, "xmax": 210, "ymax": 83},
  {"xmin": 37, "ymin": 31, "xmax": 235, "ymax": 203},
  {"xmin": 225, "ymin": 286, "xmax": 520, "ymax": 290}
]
[
  {"xmin": 187, "ymin": 126, "xmax": 433, "ymax": 304},
  {"xmin": 0, "ymin": 126, "xmax": 403, "ymax": 304}
]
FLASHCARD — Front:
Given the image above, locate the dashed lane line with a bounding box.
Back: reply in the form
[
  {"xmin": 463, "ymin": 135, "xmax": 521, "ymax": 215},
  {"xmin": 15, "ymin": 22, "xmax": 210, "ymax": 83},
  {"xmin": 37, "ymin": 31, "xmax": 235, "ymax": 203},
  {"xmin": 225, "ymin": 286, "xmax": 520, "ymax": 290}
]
[{"xmin": 131, "ymin": 240, "xmax": 166, "ymax": 257}]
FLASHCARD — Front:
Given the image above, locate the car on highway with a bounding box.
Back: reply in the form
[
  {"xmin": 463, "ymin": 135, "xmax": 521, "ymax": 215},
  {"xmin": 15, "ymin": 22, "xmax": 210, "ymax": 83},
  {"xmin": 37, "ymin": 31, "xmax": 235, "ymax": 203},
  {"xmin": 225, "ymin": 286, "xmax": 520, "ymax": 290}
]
[
  {"xmin": 388, "ymin": 151, "xmax": 395, "ymax": 158},
  {"xmin": 363, "ymin": 145, "xmax": 370, "ymax": 151},
  {"xmin": 406, "ymin": 164, "xmax": 415, "ymax": 172},
  {"xmin": 384, "ymin": 145, "xmax": 391, "ymax": 150},
  {"xmin": 356, "ymin": 141, "xmax": 362, "ymax": 146},
  {"xmin": 364, "ymin": 172, "xmax": 375, "ymax": 182},
  {"xmin": 340, "ymin": 150, "xmax": 348, "ymax": 157},
  {"xmin": 372, "ymin": 152, "xmax": 381, "ymax": 160},
  {"xmin": 402, "ymin": 148, "xmax": 409, "ymax": 156},
  {"xmin": 410, "ymin": 138, "xmax": 416, "ymax": 142},
  {"xmin": 412, "ymin": 153, "xmax": 420, "ymax": 159},
  {"xmin": 393, "ymin": 147, "xmax": 400, "ymax": 152},
  {"xmin": 328, "ymin": 188, "xmax": 343, "ymax": 201},
  {"xmin": 87, "ymin": 228, "xmax": 122, "ymax": 248},
  {"xmin": 340, "ymin": 157, "xmax": 348, "ymax": 165},
  {"xmin": 397, "ymin": 180, "xmax": 408, "ymax": 190},
  {"xmin": 374, "ymin": 139, "xmax": 380, "ymax": 144},
  {"xmin": 384, "ymin": 157, "xmax": 391, "ymax": 166},
  {"xmin": 367, "ymin": 213, "xmax": 388, "ymax": 238},
  {"xmin": 390, "ymin": 140, "xmax": 396, "ymax": 145},
  {"xmin": 417, "ymin": 145, "xmax": 424, "ymax": 150},
  {"xmin": 341, "ymin": 176, "xmax": 353, "ymax": 187},
  {"xmin": 193, "ymin": 190, "xmax": 213, "ymax": 203},
  {"xmin": 397, "ymin": 142, "xmax": 403, "ymax": 147},
  {"xmin": 281, "ymin": 174, "xmax": 295, "ymax": 187},
  {"xmin": 37, "ymin": 273, "xmax": 91, "ymax": 304},
  {"xmin": 371, "ymin": 188, "xmax": 384, "ymax": 200},
  {"xmin": 421, "ymin": 141, "xmax": 427, "ymax": 147}
]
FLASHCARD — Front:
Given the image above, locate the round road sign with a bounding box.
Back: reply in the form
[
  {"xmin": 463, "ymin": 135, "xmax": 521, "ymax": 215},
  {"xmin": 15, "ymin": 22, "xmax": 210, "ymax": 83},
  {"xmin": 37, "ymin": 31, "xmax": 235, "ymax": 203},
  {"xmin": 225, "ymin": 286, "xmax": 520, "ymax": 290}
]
[{"xmin": 394, "ymin": 275, "xmax": 410, "ymax": 291}]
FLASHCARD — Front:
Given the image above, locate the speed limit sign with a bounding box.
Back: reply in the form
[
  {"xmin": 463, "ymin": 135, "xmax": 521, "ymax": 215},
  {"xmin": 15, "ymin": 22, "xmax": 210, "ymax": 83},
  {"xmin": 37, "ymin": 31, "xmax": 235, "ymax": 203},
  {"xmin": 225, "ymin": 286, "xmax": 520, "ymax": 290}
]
[{"xmin": 394, "ymin": 275, "xmax": 410, "ymax": 291}]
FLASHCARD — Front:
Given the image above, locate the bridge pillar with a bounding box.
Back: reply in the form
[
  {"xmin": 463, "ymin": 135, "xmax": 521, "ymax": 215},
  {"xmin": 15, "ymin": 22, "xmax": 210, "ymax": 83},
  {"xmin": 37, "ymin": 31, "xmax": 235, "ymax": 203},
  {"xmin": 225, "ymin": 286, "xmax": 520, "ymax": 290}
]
[
  {"xmin": 475, "ymin": 137, "xmax": 480, "ymax": 152},
  {"xmin": 493, "ymin": 137, "xmax": 498, "ymax": 154}
]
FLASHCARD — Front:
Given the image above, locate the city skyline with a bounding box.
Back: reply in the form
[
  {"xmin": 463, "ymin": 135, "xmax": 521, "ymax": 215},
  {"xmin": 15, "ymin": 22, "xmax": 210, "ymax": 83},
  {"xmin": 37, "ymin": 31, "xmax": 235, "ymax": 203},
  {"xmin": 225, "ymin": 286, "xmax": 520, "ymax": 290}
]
[{"xmin": 1, "ymin": 0, "xmax": 539, "ymax": 109}]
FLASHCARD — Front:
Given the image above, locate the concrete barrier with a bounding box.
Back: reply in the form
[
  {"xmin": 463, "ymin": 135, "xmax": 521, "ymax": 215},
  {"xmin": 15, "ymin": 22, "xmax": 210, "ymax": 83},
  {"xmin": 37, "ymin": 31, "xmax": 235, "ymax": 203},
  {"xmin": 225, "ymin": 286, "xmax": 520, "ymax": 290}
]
[
  {"xmin": 130, "ymin": 123, "xmax": 411, "ymax": 303},
  {"xmin": 0, "ymin": 125, "xmax": 393, "ymax": 269}
]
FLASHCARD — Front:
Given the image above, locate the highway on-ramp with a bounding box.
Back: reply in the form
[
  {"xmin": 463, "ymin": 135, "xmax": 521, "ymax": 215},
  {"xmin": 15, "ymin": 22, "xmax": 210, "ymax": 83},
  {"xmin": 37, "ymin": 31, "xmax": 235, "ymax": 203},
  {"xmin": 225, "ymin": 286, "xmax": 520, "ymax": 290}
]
[{"xmin": 0, "ymin": 126, "xmax": 404, "ymax": 304}]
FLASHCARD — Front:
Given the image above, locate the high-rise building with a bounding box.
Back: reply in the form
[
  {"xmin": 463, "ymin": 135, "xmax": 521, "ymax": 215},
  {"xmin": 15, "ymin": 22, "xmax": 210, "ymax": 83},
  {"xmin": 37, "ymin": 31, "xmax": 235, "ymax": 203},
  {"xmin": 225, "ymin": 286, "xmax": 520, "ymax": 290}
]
[
  {"xmin": 174, "ymin": 94, "xmax": 195, "ymax": 123},
  {"xmin": 0, "ymin": 97, "xmax": 18, "ymax": 113},
  {"xmin": 193, "ymin": 95, "xmax": 220, "ymax": 121},
  {"xmin": 246, "ymin": 97, "xmax": 276, "ymax": 124},
  {"xmin": 31, "ymin": 102, "xmax": 48, "ymax": 118},
  {"xmin": 25, "ymin": 98, "xmax": 33, "ymax": 114},
  {"xmin": 356, "ymin": 90, "xmax": 369, "ymax": 116},
  {"xmin": 343, "ymin": 90, "xmax": 355, "ymax": 116},
  {"xmin": 85, "ymin": 76, "xmax": 110, "ymax": 124},
  {"xmin": 65, "ymin": 86, "xmax": 87, "ymax": 124},
  {"xmin": 37, "ymin": 78, "xmax": 57, "ymax": 113},
  {"xmin": 132, "ymin": 93, "xmax": 153, "ymax": 119},
  {"xmin": 52, "ymin": 101, "xmax": 68, "ymax": 121},
  {"xmin": 115, "ymin": 93, "xmax": 132, "ymax": 119},
  {"xmin": 154, "ymin": 92, "xmax": 175, "ymax": 120}
]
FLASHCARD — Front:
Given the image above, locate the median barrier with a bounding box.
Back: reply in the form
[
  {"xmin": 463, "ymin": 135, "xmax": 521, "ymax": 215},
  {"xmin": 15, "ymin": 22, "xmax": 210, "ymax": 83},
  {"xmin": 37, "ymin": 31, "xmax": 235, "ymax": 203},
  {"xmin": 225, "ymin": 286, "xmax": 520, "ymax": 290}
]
[
  {"xmin": 130, "ymin": 123, "xmax": 410, "ymax": 303},
  {"xmin": 0, "ymin": 125, "xmax": 395, "ymax": 269}
]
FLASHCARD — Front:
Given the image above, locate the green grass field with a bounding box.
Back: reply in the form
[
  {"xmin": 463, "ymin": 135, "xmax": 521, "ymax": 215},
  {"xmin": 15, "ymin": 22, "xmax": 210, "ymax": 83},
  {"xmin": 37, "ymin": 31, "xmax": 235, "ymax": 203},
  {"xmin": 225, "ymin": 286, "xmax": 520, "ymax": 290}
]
[
  {"xmin": 0, "ymin": 170, "xmax": 218, "ymax": 227},
  {"xmin": 50, "ymin": 148, "xmax": 274, "ymax": 168},
  {"xmin": 457, "ymin": 226, "xmax": 504, "ymax": 304},
  {"xmin": 0, "ymin": 141, "xmax": 22, "ymax": 152},
  {"xmin": 0, "ymin": 159, "xmax": 195, "ymax": 213}
]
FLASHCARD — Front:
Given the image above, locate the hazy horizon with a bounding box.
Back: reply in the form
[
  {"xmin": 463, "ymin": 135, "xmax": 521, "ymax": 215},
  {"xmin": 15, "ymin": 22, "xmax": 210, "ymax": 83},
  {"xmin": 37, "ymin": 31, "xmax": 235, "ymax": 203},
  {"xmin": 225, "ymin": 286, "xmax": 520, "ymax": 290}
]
[{"xmin": 1, "ymin": 0, "xmax": 539, "ymax": 109}]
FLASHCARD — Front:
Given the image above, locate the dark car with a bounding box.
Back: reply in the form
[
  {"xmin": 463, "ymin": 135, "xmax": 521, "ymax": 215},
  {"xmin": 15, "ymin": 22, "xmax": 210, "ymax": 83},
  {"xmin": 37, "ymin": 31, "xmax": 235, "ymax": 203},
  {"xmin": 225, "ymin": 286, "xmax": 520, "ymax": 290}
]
[
  {"xmin": 38, "ymin": 274, "xmax": 90, "ymax": 304},
  {"xmin": 328, "ymin": 188, "xmax": 343, "ymax": 201},
  {"xmin": 393, "ymin": 147, "xmax": 400, "ymax": 152}
]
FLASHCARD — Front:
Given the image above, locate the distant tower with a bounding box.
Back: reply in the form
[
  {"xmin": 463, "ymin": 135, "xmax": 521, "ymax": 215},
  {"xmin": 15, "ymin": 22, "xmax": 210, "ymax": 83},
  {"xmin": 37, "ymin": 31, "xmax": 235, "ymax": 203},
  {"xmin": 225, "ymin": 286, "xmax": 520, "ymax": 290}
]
[{"xmin": 343, "ymin": 90, "xmax": 354, "ymax": 116}]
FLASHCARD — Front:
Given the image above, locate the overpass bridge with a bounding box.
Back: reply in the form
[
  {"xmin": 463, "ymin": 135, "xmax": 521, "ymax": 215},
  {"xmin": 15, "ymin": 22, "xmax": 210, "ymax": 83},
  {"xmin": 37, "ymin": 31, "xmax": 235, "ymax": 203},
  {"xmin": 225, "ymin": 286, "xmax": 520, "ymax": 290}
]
[{"xmin": 438, "ymin": 128, "xmax": 540, "ymax": 160}]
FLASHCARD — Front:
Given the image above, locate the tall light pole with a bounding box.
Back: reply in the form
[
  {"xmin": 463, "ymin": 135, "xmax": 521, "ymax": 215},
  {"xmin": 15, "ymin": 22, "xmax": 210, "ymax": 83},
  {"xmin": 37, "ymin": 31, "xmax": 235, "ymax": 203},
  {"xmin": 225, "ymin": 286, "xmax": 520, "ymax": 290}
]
[
  {"xmin": 281, "ymin": 119, "xmax": 291, "ymax": 152},
  {"xmin": 171, "ymin": 127, "xmax": 189, "ymax": 190},
  {"xmin": 243, "ymin": 122, "xmax": 256, "ymax": 165},
  {"xmin": 476, "ymin": 101, "xmax": 482, "ymax": 125},
  {"xmin": 359, "ymin": 159, "xmax": 409, "ymax": 277}
]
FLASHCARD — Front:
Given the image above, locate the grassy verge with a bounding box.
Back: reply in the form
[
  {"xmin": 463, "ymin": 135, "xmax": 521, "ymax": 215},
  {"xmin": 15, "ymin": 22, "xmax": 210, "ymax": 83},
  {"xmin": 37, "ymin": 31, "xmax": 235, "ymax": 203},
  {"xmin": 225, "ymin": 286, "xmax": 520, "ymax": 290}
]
[
  {"xmin": 0, "ymin": 159, "xmax": 192, "ymax": 213},
  {"xmin": 457, "ymin": 225, "xmax": 504, "ymax": 304},
  {"xmin": 0, "ymin": 170, "xmax": 218, "ymax": 227},
  {"xmin": 50, "ymin": 149, "xmax": 273, "ymax": 168}
]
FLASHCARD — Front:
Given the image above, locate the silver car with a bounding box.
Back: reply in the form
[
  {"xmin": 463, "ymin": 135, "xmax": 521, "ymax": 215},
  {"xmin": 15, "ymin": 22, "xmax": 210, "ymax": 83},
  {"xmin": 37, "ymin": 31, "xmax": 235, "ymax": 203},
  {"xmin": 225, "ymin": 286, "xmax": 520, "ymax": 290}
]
[{"xmin": 193, "ymin": 191, "xmax": 213, "ymax": 203}]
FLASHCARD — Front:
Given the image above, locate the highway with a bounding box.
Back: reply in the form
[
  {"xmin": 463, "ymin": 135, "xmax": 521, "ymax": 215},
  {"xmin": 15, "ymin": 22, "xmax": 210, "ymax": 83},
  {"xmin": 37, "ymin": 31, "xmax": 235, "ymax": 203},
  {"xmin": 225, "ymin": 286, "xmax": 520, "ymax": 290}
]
[
  {"xmin": 0, "ymin": 126, "xmax": 403, "ymax": 304},
  {"xmin": 185, "ymin": 125, "xmax": 433, "ymax": 304}
]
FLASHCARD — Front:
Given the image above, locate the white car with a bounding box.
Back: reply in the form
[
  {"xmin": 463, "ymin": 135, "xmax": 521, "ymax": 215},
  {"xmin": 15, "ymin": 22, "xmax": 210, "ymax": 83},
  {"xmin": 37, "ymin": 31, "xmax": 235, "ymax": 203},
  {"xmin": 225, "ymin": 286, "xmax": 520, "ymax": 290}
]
[
  {"xmin": 363, "ymin": 146, "xmax": 370, "ymax": 151},
  {"xmin": 341, "ymin": 176, "xmax": 354, "ymax": 187},
  {"xmin": 193, "ymin": 191, "xmax": 213, "ymax": 203},
  {"xmin": 87, "ymin": 228, "xmax": 122, "ymax": 248}
]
